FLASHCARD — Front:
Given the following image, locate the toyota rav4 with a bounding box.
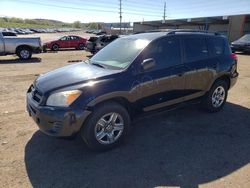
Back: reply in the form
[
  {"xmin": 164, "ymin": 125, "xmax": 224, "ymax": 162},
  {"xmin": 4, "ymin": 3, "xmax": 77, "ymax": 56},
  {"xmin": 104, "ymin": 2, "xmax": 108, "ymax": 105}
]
[{"xmin": 27, "ymin": 30, "xmax": 238, "ymax": 151}]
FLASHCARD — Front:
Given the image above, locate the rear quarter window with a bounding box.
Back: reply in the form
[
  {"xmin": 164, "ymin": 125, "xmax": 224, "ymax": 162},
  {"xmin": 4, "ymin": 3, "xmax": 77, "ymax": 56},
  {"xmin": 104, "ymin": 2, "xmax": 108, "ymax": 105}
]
[
  {"xmin": 2, "ymin": 32, "xmax": 17, "ymax": 36},
  {"xmin": 208, "ymin": 37, "xmax": 225, "ymax": 56}
]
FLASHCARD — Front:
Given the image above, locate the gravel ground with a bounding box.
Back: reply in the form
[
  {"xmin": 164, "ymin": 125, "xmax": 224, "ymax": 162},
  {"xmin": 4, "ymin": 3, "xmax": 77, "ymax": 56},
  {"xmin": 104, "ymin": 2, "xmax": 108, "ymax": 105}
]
[{"xmin": 0, "ymin": 38, "xmax": 249, "ymax": 188}]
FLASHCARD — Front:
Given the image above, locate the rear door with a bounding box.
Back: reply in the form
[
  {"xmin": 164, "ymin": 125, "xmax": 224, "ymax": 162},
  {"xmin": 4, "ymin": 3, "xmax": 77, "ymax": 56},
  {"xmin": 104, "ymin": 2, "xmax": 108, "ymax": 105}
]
[
  {"xmin": 182, "ymin": 35, "xmax": 216, "ymax": 100},
  {"xmin": 135, "ymin": 36, "xmax": 187, "ymax": 111},
  {"xmin": 69, "ymin": 36, "xmax": 79, "ymax": 48}
]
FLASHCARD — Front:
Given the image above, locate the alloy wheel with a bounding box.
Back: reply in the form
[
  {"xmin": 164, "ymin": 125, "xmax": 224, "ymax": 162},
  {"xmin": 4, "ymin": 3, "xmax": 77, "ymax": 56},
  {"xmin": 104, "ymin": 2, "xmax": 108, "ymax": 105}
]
[
  {"xmin": 212, "ymin": 86, "xmax": 225, "ymax": 108},
  {"xmin": 95, "ymin": 112, "xmax": 124, "ymax": 145}
]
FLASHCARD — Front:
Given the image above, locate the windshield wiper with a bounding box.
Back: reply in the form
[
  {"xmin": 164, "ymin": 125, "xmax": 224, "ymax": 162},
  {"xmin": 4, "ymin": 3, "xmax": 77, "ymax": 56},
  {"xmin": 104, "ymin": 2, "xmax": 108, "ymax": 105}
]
[{"xmin": 91, "ymin": 62, "xmax": 106, "ymax": 69}]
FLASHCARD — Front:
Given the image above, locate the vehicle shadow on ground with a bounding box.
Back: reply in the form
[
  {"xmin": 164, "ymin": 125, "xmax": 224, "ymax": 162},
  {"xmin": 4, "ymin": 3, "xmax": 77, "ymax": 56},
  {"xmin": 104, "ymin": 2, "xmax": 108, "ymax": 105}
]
[
  {"xmin": 45, "ymin": 49, "xmax": 86, "ymax": 53},
  {"xmin": 25, "ymin": 102, "xmax": 250, "ymax": 188},
  {"xmin": 0, "ymin": 57, "xmax": 41, "ymax": 64}
]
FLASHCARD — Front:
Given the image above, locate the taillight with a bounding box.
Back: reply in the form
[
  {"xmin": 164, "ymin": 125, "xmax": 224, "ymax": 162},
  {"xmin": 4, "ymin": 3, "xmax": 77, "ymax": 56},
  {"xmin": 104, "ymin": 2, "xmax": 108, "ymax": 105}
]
[
  {"xmin": 230, "ymin": 53, "xmax": 238, "ymax": 61},
  {"xmin": 230, "ymin": 53, "xmax": 238, "ymax": 76}
]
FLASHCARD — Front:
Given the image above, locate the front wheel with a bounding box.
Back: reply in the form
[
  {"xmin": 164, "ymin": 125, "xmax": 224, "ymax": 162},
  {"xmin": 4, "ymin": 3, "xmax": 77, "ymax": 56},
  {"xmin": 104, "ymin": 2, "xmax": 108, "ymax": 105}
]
[
  {"xmin": 81, "ymin": 102, "xmax": 130, "ymax": 151},
  {"xmin": 202, "ymin": 80, "xmax": 228, "ymax": 112}
]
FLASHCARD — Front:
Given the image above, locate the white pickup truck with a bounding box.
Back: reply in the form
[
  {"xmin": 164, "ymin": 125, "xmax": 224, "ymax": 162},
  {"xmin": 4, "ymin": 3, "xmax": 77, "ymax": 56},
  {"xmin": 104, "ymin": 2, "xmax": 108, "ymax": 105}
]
[{"xmin": 0, "ymin": 32, "xmax": 42, "ymax": 60}]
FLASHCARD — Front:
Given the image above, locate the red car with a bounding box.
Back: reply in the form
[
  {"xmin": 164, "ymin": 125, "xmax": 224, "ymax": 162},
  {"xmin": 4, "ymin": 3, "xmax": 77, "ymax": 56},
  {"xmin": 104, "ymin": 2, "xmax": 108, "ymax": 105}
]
[{"xmin": 44, "ymin": 35, "xmax": 87, "ymax": 51}]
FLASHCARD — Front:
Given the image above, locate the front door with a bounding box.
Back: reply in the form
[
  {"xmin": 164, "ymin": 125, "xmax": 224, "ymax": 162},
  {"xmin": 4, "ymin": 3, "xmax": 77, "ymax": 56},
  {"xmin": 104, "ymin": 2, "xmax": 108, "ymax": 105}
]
[
  {"xmin": 0, "ymin": 35, "xmax": 5, "ymax": 54},
  {"xmin": 135, "ymin": 36, "xmax": 187, "ymax": 111}
]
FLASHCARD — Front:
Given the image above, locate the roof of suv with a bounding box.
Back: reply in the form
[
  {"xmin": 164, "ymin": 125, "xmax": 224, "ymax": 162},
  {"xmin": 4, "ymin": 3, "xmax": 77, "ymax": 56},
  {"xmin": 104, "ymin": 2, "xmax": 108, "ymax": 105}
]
[{"xmin": 128, "ymin": 29, "xmax": 223, "ymax": 41}]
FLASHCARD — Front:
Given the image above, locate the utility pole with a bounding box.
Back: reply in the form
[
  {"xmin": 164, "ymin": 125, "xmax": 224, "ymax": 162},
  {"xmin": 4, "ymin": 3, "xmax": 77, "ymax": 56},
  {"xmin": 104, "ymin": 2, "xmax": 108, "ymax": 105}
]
[
  {"xmin": 163, "ymin": 1, "xmax": 166, "ymax": 23},
  {"xmin": 119, "ymin": 0, "xmax": 122, "ymax": 34}
]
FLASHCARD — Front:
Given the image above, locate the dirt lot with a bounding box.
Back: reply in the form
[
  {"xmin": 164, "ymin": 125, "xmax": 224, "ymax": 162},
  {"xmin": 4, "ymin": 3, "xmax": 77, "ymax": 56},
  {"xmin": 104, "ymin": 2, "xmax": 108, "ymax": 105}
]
[{"xmin": 0, "ymin": 38, "xmax": 249, "ymax": 188}]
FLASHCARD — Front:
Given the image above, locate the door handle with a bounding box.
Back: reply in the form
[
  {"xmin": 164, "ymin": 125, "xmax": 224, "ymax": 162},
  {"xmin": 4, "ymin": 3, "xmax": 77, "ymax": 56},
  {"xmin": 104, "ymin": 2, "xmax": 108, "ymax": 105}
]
[
  {"xmin": 177, "ymin": 72, "xmax": 184, "ymax": 77},
  {"xmin": 211, "ymin": 63, "xmax": 218, "ymax": 69}
]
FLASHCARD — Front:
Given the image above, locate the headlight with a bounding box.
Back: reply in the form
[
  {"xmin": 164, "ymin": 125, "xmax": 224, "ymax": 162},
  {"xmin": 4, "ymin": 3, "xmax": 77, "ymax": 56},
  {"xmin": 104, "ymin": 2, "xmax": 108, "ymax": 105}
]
[{"xmin": 46, "ymin": 90, "xmax": 82, "ymax": 107}]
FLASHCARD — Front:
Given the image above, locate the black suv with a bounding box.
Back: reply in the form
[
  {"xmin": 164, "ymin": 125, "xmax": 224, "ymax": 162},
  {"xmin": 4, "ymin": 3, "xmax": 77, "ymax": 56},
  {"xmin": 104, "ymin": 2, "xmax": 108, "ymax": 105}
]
[{"xmin": 27, "ymin": 30, "xmax": 238, "ymax": 151}]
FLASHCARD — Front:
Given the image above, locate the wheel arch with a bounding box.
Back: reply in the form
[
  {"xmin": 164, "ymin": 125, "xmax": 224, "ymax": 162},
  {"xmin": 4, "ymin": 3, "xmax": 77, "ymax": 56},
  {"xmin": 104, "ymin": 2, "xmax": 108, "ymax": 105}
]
[
  {"xmin": 51, "ymin": 43, "xmax": 60, "ymax": 49},
  {"xmin": 86, "ymin": 96, "xmax": 133, "ymax": 118},
  {"xmin": 213, "ymin": 75, "xmax": 231, "ymax": 90},
  {"xmin": 16, "ymin": 45, "xmax": 32, "ymax": 54}
]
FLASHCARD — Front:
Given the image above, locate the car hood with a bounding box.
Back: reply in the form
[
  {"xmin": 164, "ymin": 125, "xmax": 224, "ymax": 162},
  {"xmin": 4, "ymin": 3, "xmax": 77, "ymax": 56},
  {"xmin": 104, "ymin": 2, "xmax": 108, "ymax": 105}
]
[
  {"xmin": 232, "ymin": 40, "xmax": 250, "ymax": 45},
  {"xmin": 34, "ymin": 62, "xmax": 121, "ymax": 93}
]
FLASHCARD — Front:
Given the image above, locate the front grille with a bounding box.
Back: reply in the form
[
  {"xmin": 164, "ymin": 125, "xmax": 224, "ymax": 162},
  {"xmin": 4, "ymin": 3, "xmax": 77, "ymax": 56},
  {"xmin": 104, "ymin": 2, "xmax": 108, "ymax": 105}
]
[{"xmin": 29, "ymin": 85, "xmax": 43, "ymax": 104}]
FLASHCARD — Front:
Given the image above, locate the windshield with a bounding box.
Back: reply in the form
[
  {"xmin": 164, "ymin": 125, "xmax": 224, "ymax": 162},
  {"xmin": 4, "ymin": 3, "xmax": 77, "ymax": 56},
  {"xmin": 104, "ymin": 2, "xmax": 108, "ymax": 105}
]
[
  {"xmin": 90, "ymin": 37, "xmax": 150, "ymax": 69},
  {"xmin": 238, "ymin": 34, "xmax": 250, "ymax": 42}
]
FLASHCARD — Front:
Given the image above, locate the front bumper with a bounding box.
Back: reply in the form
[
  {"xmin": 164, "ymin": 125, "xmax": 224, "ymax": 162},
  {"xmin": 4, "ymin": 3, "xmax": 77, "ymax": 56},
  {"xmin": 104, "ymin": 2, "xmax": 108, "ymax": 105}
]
[
  {"xmin": 26, "ymin": 92, "xmax": 91, "ymax": 137},
  {"xmin": 42, "ymin": 44, "xmax": 48, "ymax": 52},
  {"xmin": 230, "ymin": 73, "xmax": 239, "ymax": 89},
  {"xmin": 33, "ymin": 47, "xmax": 43, "ymax": 54}
]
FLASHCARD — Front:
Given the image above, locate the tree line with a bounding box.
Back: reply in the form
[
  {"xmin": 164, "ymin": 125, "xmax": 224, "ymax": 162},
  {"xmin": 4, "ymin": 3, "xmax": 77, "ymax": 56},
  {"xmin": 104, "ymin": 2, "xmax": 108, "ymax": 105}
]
[{"xmin": 0, "ymin": 17, "xmax": 99, "ymax": 29}]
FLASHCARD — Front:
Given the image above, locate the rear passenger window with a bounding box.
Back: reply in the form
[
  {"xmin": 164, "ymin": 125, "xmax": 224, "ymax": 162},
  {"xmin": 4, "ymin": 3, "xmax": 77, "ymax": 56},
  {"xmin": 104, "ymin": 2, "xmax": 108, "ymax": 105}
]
[
  {"xmin": 209, "ymin": 38, "xmax": 225, "ymax": 56},
  {"xmin": 184, "ymin": 37, "xmax": 208, "ymax": 62},
  {"xmin": 143, "ymin": 38, "xmax": 181, "ymax": 69}
]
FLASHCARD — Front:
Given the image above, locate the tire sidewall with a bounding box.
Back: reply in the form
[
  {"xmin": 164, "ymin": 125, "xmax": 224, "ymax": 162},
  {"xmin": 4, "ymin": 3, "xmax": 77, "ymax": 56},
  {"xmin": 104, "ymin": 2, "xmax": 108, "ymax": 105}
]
[
  {"xmin": 204, "ymin": 80, "xmax": 228, "ymax": 112},
  {"xmin": 78, "ymin": 43, "xmax": 85, "ymax": 50},
  {"xmin": 81, "ymin": 102, "xmax": 130, "ymax": 151},
  {"xmin": 52, "ymin": 44, "xmax": 59, "ymax": 51},
  {"xmin": 17, "ymin": 47, "xmax": 32, "ymax": 60}
]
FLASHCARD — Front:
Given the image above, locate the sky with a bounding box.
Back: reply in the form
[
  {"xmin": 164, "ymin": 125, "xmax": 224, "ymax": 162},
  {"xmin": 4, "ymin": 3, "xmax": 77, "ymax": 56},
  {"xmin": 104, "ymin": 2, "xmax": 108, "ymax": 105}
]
[{"xmin": 0, "ymin": 0, "xmax": 250, "ymax": 23}]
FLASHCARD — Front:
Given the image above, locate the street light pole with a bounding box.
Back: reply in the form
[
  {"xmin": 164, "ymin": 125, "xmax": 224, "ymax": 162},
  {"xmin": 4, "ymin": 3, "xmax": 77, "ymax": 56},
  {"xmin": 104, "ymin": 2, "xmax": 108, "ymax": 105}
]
[{"xmin": 119, "ymin": 0, "xmax": 122, "ymax": 34}]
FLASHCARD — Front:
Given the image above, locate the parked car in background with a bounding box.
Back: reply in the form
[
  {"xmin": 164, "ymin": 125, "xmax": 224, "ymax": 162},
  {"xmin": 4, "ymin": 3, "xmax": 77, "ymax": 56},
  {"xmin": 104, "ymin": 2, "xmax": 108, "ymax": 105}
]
[
  {"xmin": 95, "ymin": 30, "xmax": 107, "ymax": 35},
  {"xmin": 0, "ymin": 31, "xmax": 42, "ymax": 60},
  {"xmin": 27, "ymin": 30, "xmax": 238, "ymax": 151},
  {"xmin": 85, "ymin": 36, "xmax": 98, "ymax": 53},
  {"xmin": 85, "ymin": 29, "xmax": 94, "ymax": 33},
  {"xmin": 231, "ymin": 34, "xmax": 250, "ymax": 53},
  {"xmin": 43, "ymin": 35, "xmax": 87, "ymax": 51},
  {"xmin": 86, "ymin": 35, "xmax": 119, "ymax": 54}
]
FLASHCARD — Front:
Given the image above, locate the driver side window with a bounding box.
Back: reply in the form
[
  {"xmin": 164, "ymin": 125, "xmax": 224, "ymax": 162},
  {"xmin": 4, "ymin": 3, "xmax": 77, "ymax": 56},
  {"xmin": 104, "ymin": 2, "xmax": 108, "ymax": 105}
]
[
  {"xmin": 142, "ymin": 37, "xmax": 182, "ymax": 70},
  {"xmin": 61, "ymin": 36, "xmax": 70, "ymax": 41}
]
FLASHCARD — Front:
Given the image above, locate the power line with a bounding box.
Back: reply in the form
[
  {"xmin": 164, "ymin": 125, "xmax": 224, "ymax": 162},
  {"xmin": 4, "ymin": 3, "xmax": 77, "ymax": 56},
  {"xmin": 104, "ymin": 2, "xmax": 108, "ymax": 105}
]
[
  {"xmin": 125, "ymin": 0, "xmax": 164, "ymax": 7},
  {"xmin": 13, "ymin": 0, "xmax": 163, "ymax": 18}
]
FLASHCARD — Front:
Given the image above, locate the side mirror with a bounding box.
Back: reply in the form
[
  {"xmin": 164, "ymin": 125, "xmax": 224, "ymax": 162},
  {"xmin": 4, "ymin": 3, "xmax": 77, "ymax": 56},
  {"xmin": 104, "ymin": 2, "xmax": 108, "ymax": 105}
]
[{"xmin": 141, "ymin": 58, "xmax": 156, "ymax": 71}]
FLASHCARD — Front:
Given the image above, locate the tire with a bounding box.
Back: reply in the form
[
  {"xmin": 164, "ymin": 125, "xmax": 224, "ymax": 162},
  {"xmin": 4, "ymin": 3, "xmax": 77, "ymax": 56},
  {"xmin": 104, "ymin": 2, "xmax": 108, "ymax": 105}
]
[
  {"xmin": 78, "ymin": 43, "xmax": 85, "ymax": 50},
  {"xmin": 51, "ymin": 44, "xmax": 59, "ymax": 51},
  {"xmin": 17, "ymin": 47, "xmax": 32, "ymax": 60},
  {"xmin": 202, "ymin": 80, "xmax": 228, "ymax": 113},
  {"xmin": 81, "ymin": 102, "xmax": 130, "ymax": 151}
]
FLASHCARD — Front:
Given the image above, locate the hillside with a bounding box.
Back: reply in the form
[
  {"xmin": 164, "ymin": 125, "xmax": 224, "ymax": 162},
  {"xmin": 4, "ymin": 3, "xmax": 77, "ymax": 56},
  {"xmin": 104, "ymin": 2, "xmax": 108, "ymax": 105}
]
[{"xmin": 0, "ymin": 17, "xmax": 79, "ymax": 28}]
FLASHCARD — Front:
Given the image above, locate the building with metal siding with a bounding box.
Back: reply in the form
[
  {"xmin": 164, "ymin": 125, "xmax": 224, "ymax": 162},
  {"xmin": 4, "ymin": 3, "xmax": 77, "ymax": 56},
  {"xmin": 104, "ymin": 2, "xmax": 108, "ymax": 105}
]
[{"xmin": 133, "ymin": 15, "xmax": 250, "ymax": 42}]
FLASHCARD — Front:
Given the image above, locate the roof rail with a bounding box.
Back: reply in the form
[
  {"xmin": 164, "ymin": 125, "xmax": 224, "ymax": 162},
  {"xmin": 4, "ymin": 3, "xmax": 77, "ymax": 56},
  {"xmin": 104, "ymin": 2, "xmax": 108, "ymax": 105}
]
[
  {"xmin": 133, "ymin": 29, "xmax": 222, "ymax": 36},
  {"xmin": 133, "ymin": 29, "xmax": 172, "ymax": 34},
  {"xmin": 167, "ymin": 29, "xmax": 221, "ymax": 36}
]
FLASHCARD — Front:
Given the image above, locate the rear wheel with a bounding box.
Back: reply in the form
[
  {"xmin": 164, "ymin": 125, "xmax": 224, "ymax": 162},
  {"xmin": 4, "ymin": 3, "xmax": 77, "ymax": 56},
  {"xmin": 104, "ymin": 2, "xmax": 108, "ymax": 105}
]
[
  {"xmin": 81, "ymin": 102, "xmax": 130, "ymax": 151},
  {"xmin": 52, "ymin": 44, "xmax": 59, "ymax": 51},
  {"xmin": 202, "ymin": 80, "xmax": 228, "ymax": 112},
  {"xmin": 17, "ymin": 47, "xmax": 32, "ymax": 60}
]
